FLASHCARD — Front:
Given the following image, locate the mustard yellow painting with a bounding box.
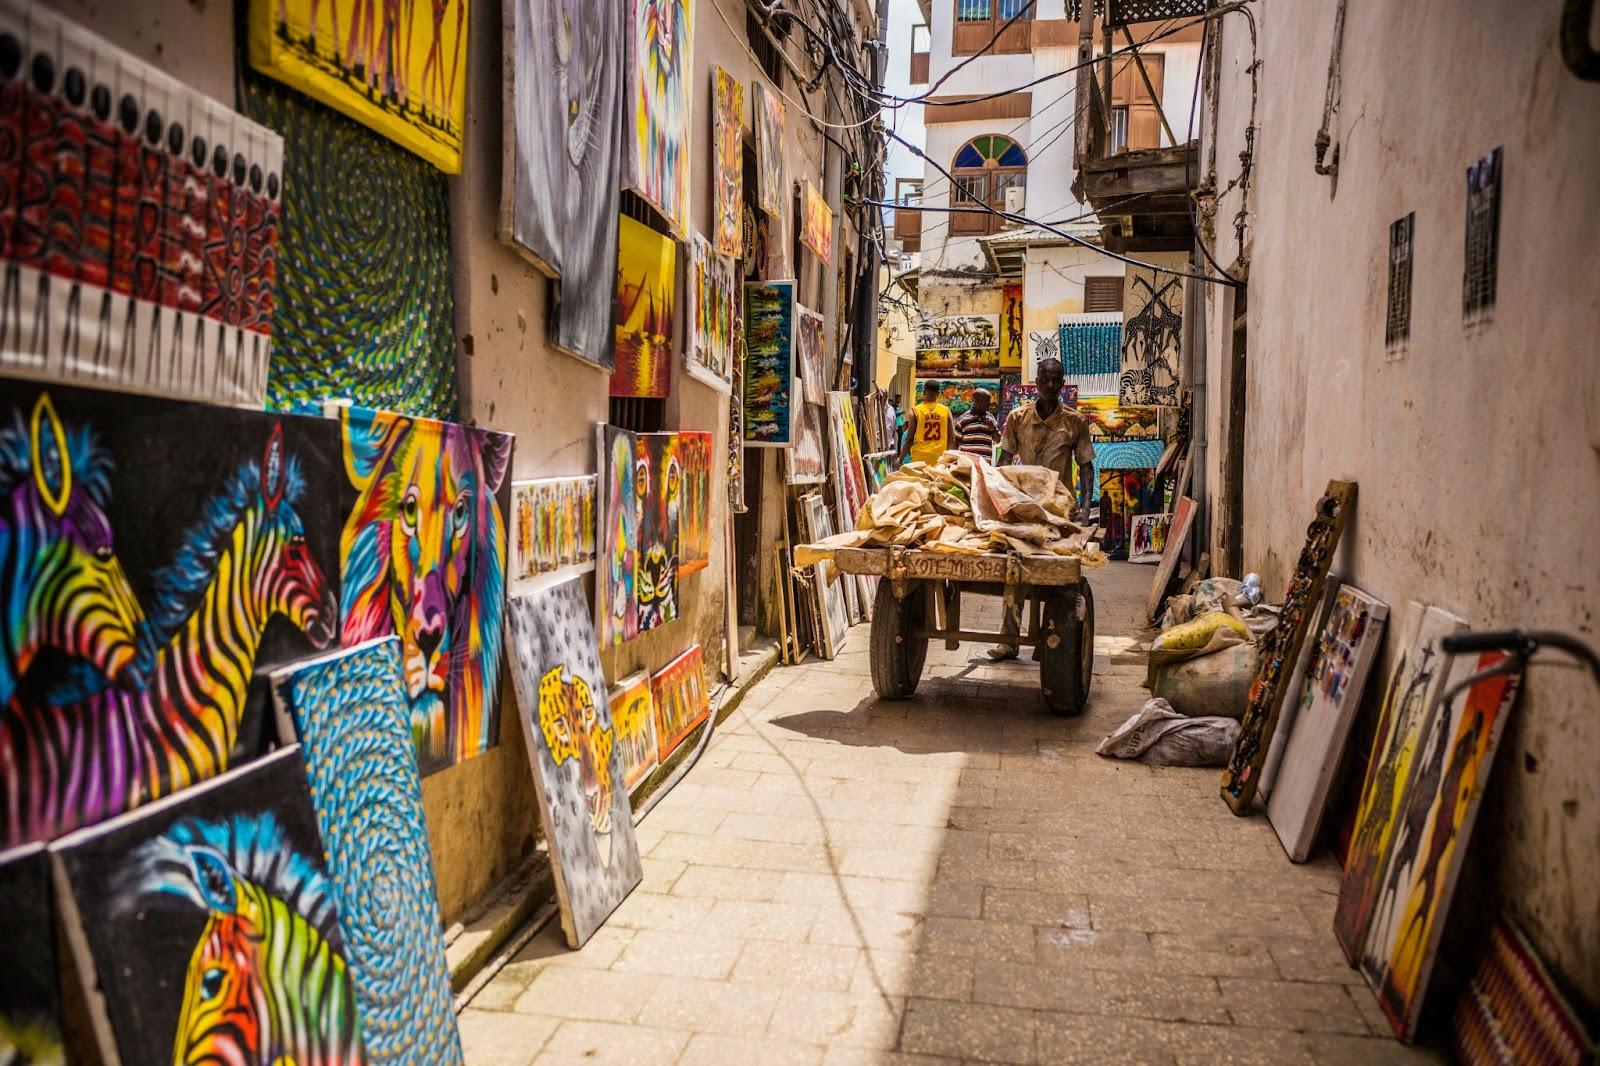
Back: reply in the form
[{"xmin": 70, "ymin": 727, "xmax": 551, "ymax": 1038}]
[{"xmin": 249, "ymin": 0, "xmax": 469, "ymax": 173}]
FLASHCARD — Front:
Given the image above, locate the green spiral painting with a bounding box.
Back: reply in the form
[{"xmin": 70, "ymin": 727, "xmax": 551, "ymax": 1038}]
[{"xmin": 243, "ymin": 75, "xmax": 458, "ymax": 419}]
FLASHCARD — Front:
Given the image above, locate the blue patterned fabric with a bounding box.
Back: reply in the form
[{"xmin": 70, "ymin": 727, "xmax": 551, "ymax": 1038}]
[
  {"xmin": 1058, "ymin": 322, "xmax": 1122, "ymax": 377},
  {"xmin": 274, "ymin": 638, "xmax": 463, "ymax": 1066},
  {"xmin": 1094, "ymin": 438, "xmax": 1164, "ymax": 471}
]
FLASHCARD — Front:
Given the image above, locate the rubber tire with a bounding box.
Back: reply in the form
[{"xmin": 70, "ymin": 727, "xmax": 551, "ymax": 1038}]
[
  {"xmin": 1040, "ymin": 582, "xmax": 1094, "ymax": 715},
  {"xmin": 870, "ymin": 580, "xmax": 928, "ymax": 699}
]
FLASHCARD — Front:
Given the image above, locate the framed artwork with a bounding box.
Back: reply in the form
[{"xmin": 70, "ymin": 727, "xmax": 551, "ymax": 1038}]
[
  {"xmin": 796, "ymin": 304, "xmax": 829, "ymax": 405},
  {"xmin": 684, "ymin": 234, "xmax": 738, "ymax": 392},
  {"xmin": 743, "ymin": 281, "xmax": 798, "ymax": 446},
  {"xmin": 800, "ymin": 179, "xmax": 834, "ymax": 263},
  {"xmin": 499, "ymin": 0, "xmax": 623, "ymax": 369},
  {"xmin": 1128, "ymin": 512, "xmax": 1172, "ymax": 563},
  {"xmin": 271, "ymin": 638, "xmax": 462, "ymax": 1065},
  {"xmin": 1056, "ymin": 312, "xmax": 1124, "ymax": 397},
  {"xmin": 0, "ymin": 843, "xmax": 62, "ymax": 1063},
  {"xmin": 608, "ymin": 672, "xmax": 660, "ymax": 793},
  {"xmin": 511, "ymin": 476, "xmax": 599, "ymax": 593},
  {"xmin": 247, "ymin": 0, "xmax": 468, "ymax": 172},
  {"xmin": 1144, "ymin": 498, "xmax": 1194, "ymax": 617},
  {"xmin": 787, "ymin": 398, "xmax": 827, "ymax": 485},
  {"xmin": 800, "ymin": 494, "xmax": 849, "ymax": 659},
  {"xmin": 1079, "ymin": 397, "xmax": 1163, "ymax": 439},
  {"xmin": 1, "ymin": 4, "xmax": 283, "ymax": 407},
  {"xmin": 244, "ymin": 73, "xmax": 459, "ymax": 418},
  {"xmin": 1333, "ymin": 602, "xmax": 1469, "ymax": 963},
  {"xmin": 1000, "ymin": 285, "xmax": 1024, "ymax": 370},
  {"xmin": 918, "ymin": 378, "xmax": 1001, "ymax": 418},
  {"xmin": 754, "ymin": 83, "xmax": 787, "ymax": 219},
  {"xmin": 727, "ymin": 320, "xmax": 747, "ymax": 510},
  {"xmin": 337, "ymin": 405, "xmax": 513, "ymax": 777},
  {"xmin": 635, "ymin": 432, "xmax": 682, "ymax": 632},
  {"xmin": 505, "ymin": 580, "xmax": 643, "ymax": 948},
  {"xmin": 53, "ymin": 747, "xmax": 365, "ymax": 1064},
  {"xmin": 1365, "ymin": 650, "xmax": 1523, "ymax": 1040},
  {"xmin": 597, "ymin": 424, "xmax": 640, "ymax": 646},
  {"xmin": 1120, "ymin": 268, "xmax": 1182, "ymax": 405},
  {"xmin": 651, "ymin": 644, "xmax": 711, "ymax": 761},
  {"xmin": 915, "ymin": 314, "xmax": 1000, "ymax": 378},
  {"xmin": 625, "ymin": 0, "xmax": 694, "ymax": 233},
  {"xmin": 0, "ymin": 381, "xmax": 344, "ymax": 849},
  {"xmin": 1267, "ymin": 585, "xmax": 1390, "ymax": 862},
  {"xmin": 1097, "ymin": 467, "xmax": 1154, "ymax": 558},
  {"xmin": 997, "ymin": 373, "xmax": 1035, "ymax": 429},
  {"xmin": 611, "ymin": 216, "xmax": 677, "ymax": 398},
  {"xmin": 678, "ymin": 431, "xmax": 714, "ymax": 575},
  {"xmin": 1453, "ymin": 918, "xmax": 1595, "ymax": 1066},
  {"xmin": 863, "ymin": 450, "xmax": 895, "ymax": 493},
  {"xmin": 711, "ymin": 67, "xmax": 746, "ymax": 257},
  {"xmin": 828, "ymin": 391, "xmax": 870, "ymax": 533}
]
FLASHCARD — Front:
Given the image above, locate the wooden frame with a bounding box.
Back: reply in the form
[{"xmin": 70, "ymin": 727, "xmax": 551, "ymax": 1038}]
[{"xmin": 952, "ymin": 0, "xmax": 1032, "ymax": 56}]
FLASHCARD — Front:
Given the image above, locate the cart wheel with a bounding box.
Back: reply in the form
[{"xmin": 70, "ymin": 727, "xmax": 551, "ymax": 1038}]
[
  {"xmin": 871, "ymin": 580, "xmax": 927, "ymax": 699},
  {"xmin": 1040, "ymin": 582, "xmax": 1094, "ymax": 716}
]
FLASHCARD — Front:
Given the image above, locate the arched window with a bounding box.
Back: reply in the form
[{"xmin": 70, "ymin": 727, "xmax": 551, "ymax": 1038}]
[{"xmin": 950, "ymin": 135, "xmax": 1027, "ymax": 236}]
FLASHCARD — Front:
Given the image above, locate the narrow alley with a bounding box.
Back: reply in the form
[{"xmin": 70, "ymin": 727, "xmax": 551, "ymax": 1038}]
[{"xmin": 459, "ymin": 564, "xmax": 1433, "ymax": 1065}]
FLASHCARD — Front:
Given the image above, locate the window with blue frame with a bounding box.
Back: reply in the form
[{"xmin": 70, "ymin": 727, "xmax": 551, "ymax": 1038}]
[{"xmin": 950, "ymin": 136, "xmax": 1028, "ymax": 236}]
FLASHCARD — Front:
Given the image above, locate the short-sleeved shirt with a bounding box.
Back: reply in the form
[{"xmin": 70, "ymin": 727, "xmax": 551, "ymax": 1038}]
[
  {"xmin": 908, "ymin": 401, "xmax": 953, "ymax": 464},
  {"xmin": 1000, "ymin": 400, "xmax": 1095, "ymax": 482},
  {"xmin": 954, "ymin": 411, "xmax": 1000, "ymax": 458}
]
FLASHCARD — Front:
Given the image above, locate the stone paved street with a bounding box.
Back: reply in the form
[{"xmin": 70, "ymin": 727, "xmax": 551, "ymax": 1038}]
[{"xmin": 459, "ymin": 564, "xmax": 1443, "ymax": 1064}]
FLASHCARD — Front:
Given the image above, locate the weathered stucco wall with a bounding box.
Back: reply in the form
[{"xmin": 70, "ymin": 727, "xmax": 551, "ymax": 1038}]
[{"xmin": 1200, "ymin": 0, "xmax": 1600, "ymax": 1006}]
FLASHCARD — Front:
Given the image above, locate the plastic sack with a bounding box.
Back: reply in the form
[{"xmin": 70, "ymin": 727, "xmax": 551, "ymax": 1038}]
[
  {"xmin": 1160, "ymin": 577, "xmax": 1246, "ymax": 628},
  {"xmin": 1148, "ymin": 642, "xmax": 1260, "ymax": 718},
  {"xmin": 1095, "ymin": 698, "xmax": 1242, "ymax": 767},
  {"xmin": 1150, "ymin": 611, "xmax": 1250, "ymax": 664}
]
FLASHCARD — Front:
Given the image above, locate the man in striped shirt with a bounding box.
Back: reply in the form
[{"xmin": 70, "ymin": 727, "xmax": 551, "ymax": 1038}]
[{"xmin": 954, "ymin": 388, "xmax": 1001, "ymax": 462}]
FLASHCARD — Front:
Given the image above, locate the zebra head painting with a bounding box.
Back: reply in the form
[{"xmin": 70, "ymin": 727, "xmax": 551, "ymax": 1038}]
[{"xmin": 0, "ymin": 393, "xmax": 145, "ymax": 708}]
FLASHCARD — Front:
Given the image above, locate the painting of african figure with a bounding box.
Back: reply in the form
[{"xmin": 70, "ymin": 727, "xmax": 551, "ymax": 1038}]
[
  {"xmin": 610, "ymin": 216, "xmax": 677, "ymax": 399},
  {"xmin": 248, "ymin": 0, "xmax": 469, "ymax": 172},
  {"xmin": 0, "ymin": 843, "xmax": 62, "ymax": 1063},
  {"xmin": 597, "ymin": 424, "xmax": 640, "ymax": 646},
  {"xmin": 53, "ymin": 746, "xmax": 366, "ymax": 1065},
  {"xmin": 505, "ymin": 580, "xmax": 643, "ymax": 948},
  {"xmin": 626, "ymin": 0, "xmax": 696, "ymax": 233},
  {"xmin": 272, "ymin": 639, "xmax": 462, "ymax": 1065},
  {"xmin": 651, "ymin": 644, "xmax": 710, "ymax": 761},
  {"xmin": 337, "ymin": 405, "xmax": 513, "ymax": 777},
  {"xmin": 0, "ymin": 379, "xmax": 342, "ymax": 849},
  {"xmin": 511, "ymin": 475, "xmax": 598, "ymax": 593},
  {"xmin": 635, "ymin": 433, "xmax": 682, "ymax": 632}
]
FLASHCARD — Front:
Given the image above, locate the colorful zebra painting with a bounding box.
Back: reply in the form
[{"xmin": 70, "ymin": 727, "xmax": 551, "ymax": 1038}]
[
  {"xmin": 0, "ymin": 382, "xmax": 342, "ymax": 849},
  {"xmin": 54, "ymin": 747, "xmax": 367, "ymax": 1065},
  {"xmin": 0, "ymin": 394, "xmax": 145, "ymax": 711}
]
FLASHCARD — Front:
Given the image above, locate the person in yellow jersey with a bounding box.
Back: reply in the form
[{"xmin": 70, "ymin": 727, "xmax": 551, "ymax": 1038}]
[{"xmin": 900, "ymin": 379, "xmax": 953, "ymax": 465}]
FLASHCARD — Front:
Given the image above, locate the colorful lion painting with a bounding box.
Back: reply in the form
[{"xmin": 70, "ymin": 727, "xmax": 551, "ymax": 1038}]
[{"xmin": 338, "ymin": 407, "xmax": 513, "ymax": 775}]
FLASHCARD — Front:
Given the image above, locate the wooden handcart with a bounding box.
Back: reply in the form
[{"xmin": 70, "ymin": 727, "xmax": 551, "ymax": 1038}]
[{"xmin": 828, "ymin": 545, "xmax": 1095, "ymax": 715}]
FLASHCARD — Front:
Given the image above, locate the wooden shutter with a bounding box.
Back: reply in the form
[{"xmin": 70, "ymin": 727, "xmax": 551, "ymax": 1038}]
[
  {"xmin": 1111, "ymin": 52, "xmax": 1164, "ymax": 150},
  {"xmin": 1083, "ymin": 275, "xmax": 1125, "ymax": 311}
]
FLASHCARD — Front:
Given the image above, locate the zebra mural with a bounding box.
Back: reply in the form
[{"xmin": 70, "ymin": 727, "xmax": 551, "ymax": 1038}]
[
  {"xmin": 0, "ymin": 418, "xmax": 338, "ymax": 848},
  {"xmin": 0, "ymin": 394, "xmax": 145, "ymax": 710}
]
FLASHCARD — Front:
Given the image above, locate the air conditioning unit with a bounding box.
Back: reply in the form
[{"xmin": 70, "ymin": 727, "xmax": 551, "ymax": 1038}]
[{"xmin": 1004, "ymin": 185, "xmax": 1026, "ymax": 215}]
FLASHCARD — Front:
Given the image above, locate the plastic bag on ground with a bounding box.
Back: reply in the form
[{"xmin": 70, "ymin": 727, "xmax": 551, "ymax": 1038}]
[{"xmin": 1095, "ymin": 698, "xmax": 1242, "ymax": 766}]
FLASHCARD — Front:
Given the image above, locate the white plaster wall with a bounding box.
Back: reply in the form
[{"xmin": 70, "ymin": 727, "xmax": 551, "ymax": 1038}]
[
  {"xmin": 919, "ymin": 116, "xmax": 1029, "ymax": 272},
  {"xmin": 1200, "ymin": 0, "xmax": 1600, "ymax": 1004}
]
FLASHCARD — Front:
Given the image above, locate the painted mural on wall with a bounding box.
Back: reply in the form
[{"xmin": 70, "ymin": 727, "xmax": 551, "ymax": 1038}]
[
  {"xmin": 635, "ymin": 432, "xmax": 681, "ymax": 631},
  {"xmin": 754, "ymin": 83, "xmax": 787, "ymax": 220},
  {"xmin": 685, "ymin": 234, "xmax": 737, "ymax": 392},
  {"xmin": 0, "ymin": 381, "xmax": 342, "ymax": 849},
  {"xmin": 54, "ymin": 747, "xmax": 366, "ymax": 1065},
  {"xmin": 1120, "ymin": 268, "xmax": 1182, "ymax": 406},
  {"xmin": 501, "ymin": 0, "xmax": 624, "ymax": 369},
  {"xmin": 610, "ymin": 215, "xmax": 676, "ymax": 398},
  {"xmin": 337, "ymin": 405, "xmax": 512, "ymax": 776},
  {"xmin": 800, "ymin": 179, "xmax": 833, "ymax": 263},
  {"xmin": 608, "ymin": 671, "xmax": 660, "ymax": 793},
  {"xmin": 0, "ymin": 843, "xmax": 61, "ymax": 1063},
  {"xmin": 0, "ymin": 4, "xmax": 283, "ymax": 407},
  {"xmin": 678, "ymin": 431, "xmax": 713, "ymax": 575},
  {"xmin": 597, "ymin": 424, "xmax": 639, "ymax": 646},
  {"xmin": 271, "ymin": 639, "xmax": 461, "ymax": 1066},
  {"xmin": 711, "ymin": 67, "xmax": 746, "ymax": 257},
  {"xmin": 652, "ymin": 644, "xmax": 710, "ymax": 761},
  {"xmin": 244, "ymin": 74, "xmax": 459, "ymax": 418},
  {"xmin": 743, "ymin": 280, "xmax": 797, "ymax": 446},
  {"xmin": 247, "ymin": 0, "xmax": 469, "ymax": 172},
  {"xmin": 505, "ymin": 580, "xmax": 643, "ymax": 948},
  {"xmin": 626, "ymin": 0, "xmax": 695, "ymax": 233},
  {"xmin": 511, "ymin": 475, "xmax": 598, "ymax": 592}
]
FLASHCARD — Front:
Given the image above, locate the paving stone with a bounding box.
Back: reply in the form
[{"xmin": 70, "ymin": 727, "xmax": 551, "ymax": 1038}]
[
  {"xmin": 681, "ymin": 1034, "xmax": 825, "ymax": 1065},
  {"xmin": 640, "ymin": 976, "xmax": 783, "ymax": 1035},
  {"xmin": 513, "ymin": 966, "xmax": 661, "ymax": 1022},
  {"xmin": 900, "ymin": 997, "xmax": 1038, "ymax": 1064},
  {"xmin": 536, "ymin": 1019, "xmax": 689, "ymax": 1065},
  {"xmin": 606, "ymin": 890, "xmax": 715, "ymax": 933},
  {"xmin": 850, "ymin": 947, "xmax": 973, "ymax": 1001},
  {"xmin": 1219, "ymin": 977, "xmax": 1371, "ymax": 1034},
  {"xmin": 703, "ymin": 898, "xmax": 820, "ymax": 942},
  {"xmin": 457, "ymin": 1008, "xmax": 557, "ymax": 1066},
  {"xmin": 609, "ymin": 929, "xmax": 743, "ymax": 981},
  {"xmin": 1032, "ymin": 1012, "xmax": 1181, "ymax": 1065},
  {"xmin": 669, "ymin": 863, "xmax": 785, "ymax": 901},
  {"xmin": 732, "ymin": 938, "xmax": 862, "ymax": 991},
  {"xmin": 983, "ymin": 886, "xmax": 1092, "ymax": 925},
  {"xmin": 1269, "ymin": 936, "xmax": 1367, "ymax": 986},
  {"xmin": 807, "ymin": 904, "xmax": 923, "ymax": 950}
]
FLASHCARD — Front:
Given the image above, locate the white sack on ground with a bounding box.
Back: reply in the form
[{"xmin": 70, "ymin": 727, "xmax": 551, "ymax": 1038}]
[{"xmin": 1095, "ymin": 698, "xmax": 1242, "ymax": 766}]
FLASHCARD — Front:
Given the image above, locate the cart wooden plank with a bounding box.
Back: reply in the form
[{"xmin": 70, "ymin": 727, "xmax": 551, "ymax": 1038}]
[{"xmin": 828, "ymin": 546, "xmax": 1081, "ymax": 586}]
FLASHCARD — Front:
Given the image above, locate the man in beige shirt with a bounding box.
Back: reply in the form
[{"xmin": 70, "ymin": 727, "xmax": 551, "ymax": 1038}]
[{"xmin": 990, "ymin": 356, "xmax": 1094, "ymax": 659}]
